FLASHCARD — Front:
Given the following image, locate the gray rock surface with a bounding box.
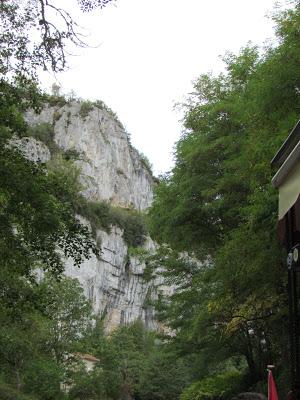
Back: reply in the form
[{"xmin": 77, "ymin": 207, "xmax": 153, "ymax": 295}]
[
  {"xmin": 10, "ymin": 136, "xmax": 50, "ymax": 163},
  {"xmin": 64, "ymin": 226, "xmax": 161, "ymax": 332},
  {"xmin": 25, "ymin": 102, "xmax": 154, "ymax": 211},
  {"xmin": 20, "ymin": 100, "xmax": 163, "ymax": 331}
]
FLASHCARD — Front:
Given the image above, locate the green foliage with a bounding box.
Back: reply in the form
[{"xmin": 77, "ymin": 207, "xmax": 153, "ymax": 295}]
[
  {"xmin": 0, "ymin": 382, "xmax": 36, "ymax": 400},
  {"xmin": 0, "ymin": 1, "xmax": 117, "ymax": 399},
  {"xmin": 2, "ymin": 1, "xmax": 300, "ymax": 400},
  {"xmin": 25, "ymin": 123, "xmax": 60, "ymax": 155},
  {"xmin": 116, "ymin": 168, "xmax": 126, "ymax": 176},
  {"xmin": 77, "ymin": 199, "xmax": 112, "ymax": 237},
  {"xmin": 23, "ymin": 359, "xmax": 64, "ymax": 400},
  {"xmin": 79, "ymin": 101, "xmax": 94, "ymax": 119},
  {"xmin": 138, "ymin": 350, "xmax": 190, "ymax": 400},
  {"xmin": 72, "ymin": 320, "xmax": 192, "ymax": 400},
  {"xmin": 79, "ymin": 100, "xmax": 94, "ymax": 119},
  {"xmin": 180, "ymin": 371, "xmax": 243, "ymax": 400},
  {"xmin": 0, "ymin": 138, "xmax": 97, "ymax": 277},
  {"xmin": 93, "ymin": 99, "xmax": 124, "ymax": 128},
  {"xmin": 71, "ymin": 321, "xmax": 150, "ymax": 400},
  {"xmin": 0, "ymin": 275, "xmax": 93, "ymax": 399},
  {"xmin": 110, "ymin": 206, "xmax": 148, "ymax": 247},
  {"xmin": 68, "ymin": 369, "xmax": 107, "ymax": 400},
  {"xmin": 0, "ymin": 0, "xmax": 115, "ymax": 80},
  {"xmin": 0, "ymin": 79, "xmax": 43, "ymax": 134},
  {"xmin": 138, "ymin": 152, "xmax": 153, "ymax": 175},
  {"xmin": 46, "ymin": 95, "xmax": 68, "ymax": 108},
  {"xmin": 46, "ymin": 154, "xmax": 83, "ymax": 204},
  {"xmin": 36, "ymin": 275, "xmax": 93, "ymax": 364},
  {"xmin": 25, "ymin": 123, "xmax": 83, "ymax": 161},
  {"xmin": 53, "ymin": 110, "xmax": 62, "ymax": 122},
  {"xmin": 147, "ymin": 1, "xmax": 300, "ymax": 395},
  {"xmin": 77, "ymin": 199, "xmax": 148, "ymax": 247},
  {"xmin": 63, "ymin": 148, "xmax": 83, "ymax": 161}
]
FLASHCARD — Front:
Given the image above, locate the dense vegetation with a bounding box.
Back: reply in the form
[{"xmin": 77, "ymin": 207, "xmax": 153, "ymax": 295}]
[
  {"xmin": 147, "ymin": 1, "xmax": 300, "ymax": 399},
  {"xmin": 77, "ymin": 199, "xmax": 148, "ymax": 247},
  {"xmin": 1, "ymin": 0, "xmax": 300, "ymax": 399},
  {"xmin": 68, "ymin": 320, "xmax": 191, "ymax": 400}
]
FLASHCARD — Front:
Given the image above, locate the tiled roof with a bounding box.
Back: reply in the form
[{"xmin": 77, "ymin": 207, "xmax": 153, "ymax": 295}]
[{"xmin": 74, "ymin": 352, "xmax": 100, "ymax": 362}]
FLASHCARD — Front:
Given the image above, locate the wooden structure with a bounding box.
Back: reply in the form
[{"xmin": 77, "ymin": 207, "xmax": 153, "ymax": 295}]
[{"xmin": 272, "ymin": 120, "xmax": 300, "ymax": 400}]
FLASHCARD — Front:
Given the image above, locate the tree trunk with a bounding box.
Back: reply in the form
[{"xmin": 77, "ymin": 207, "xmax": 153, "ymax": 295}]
[{"xmin": 15, "ymin": 368, "xmax": 22, "ymax": 391}]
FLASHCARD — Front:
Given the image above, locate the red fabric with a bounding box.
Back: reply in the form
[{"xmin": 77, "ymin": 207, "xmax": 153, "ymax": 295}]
[{"xmin": 268, "ymin": 370, "xmax": 279, "ymax": 400}]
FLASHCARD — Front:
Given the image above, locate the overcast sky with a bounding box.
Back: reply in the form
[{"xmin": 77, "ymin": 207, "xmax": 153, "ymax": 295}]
[{"xmin": 40, "ymin": 0, "xmax": 280, "ymax": 176}]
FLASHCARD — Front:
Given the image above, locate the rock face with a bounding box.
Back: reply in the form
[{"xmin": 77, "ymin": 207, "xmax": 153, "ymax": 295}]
[
  {"xmin": 64, "ymin": 227, "xmax": 159, "ymax": 332},
  {"xmin": 10, "ymin": 136, "xmax": 50, "ymax": 163},
  {"xmin": 22, "ymin": 100, "xmax": 163, "ymax": 332},
  {"xmin": 25, "ymin": 101, "xmax": 153, "ymax": 211}
]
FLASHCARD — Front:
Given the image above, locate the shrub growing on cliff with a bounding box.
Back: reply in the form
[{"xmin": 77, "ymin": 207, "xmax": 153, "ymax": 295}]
[
  {"xmin": 93, "ymin": 99, "xmax": 124, "ymax": 128},
  {"xmin": 76, "ymin": 199, "xmax": 112, "ymax": 237},
  {"xmin": 77, "ymin": 199, "xmax": 148, "ymax": 247},
  {"xmin": 25, "ymin": 123, "xmax": 60, "ymax": 155},
  {"xmin": 138, "ymin": 152, "xmax": 153, "ymax": 175},
  {"xmin": 110, "ymin": 206, "xmax": 148, "ymax": 247},
  {"xmin": 79, "ymin": 101, "xmax": 94, "ymax": 119},
  {"xmin": 63, "ymin": 148, "xmax": 82, "ymax": 161},
  {"xmin": 46, "ymin": 95, "xmax": 68, "ymax": 108}
]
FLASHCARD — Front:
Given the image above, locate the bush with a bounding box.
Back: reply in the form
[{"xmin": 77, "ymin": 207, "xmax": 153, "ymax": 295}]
[
  {"xmin": 63, "ymin": 148, "xmax": 82, "ymax": 161},
  {"xmin": 23, "ymin": 360, "xmax": 64, "ymax": 400},
  {"xmin": 53, "ymin": 110, "xmax": 62, "ymax": 121},
  {"xmin": 45, "ymin": 94, "xmax": 68, "ymax": 108},
  {"xmin": 180, "ymin": 371, "xmax": 243, "ymax": 400},
  {"xmin": 25, "ymin": 123, "xmax": 59, "ymax": 155},
  {"xmin": 0, "ymin": 382, "xmax": 36, "ymax": 400},
  {"xmin": 93, "ymin": 99, "xmax": 123, "ymax": 127},
  {"xmin": 110, "ymin": 206, "xmax": 148, "ymax": 247},
  {"xmin": 68, "ymin": 370, "xmax": 107, "ymax": 400},
  {"xmin": 77, "ymin": 199, "xmax": 112, "ymax": 238},
  {"xmin": 139, "ymin": 152, "xmax": 153, "ymax": 175},
  {"xmin": 79, "ymin": 101, "xmax": 94, "ymax": 119},
  {"xmin": 77, "ymin": 199, "xmax": 147, "ymax": 247},
  {"xmin": 47, "ymin": 154, "xmax": 83, "ymax": 205}
]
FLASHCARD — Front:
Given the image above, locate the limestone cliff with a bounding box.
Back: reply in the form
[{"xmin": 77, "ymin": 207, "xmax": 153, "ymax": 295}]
[
  {"xmin": 25, "ymin": 101, "xmax": 153, "ymax": 210},
  {"xmin": 21, "ymin": 99, "xmax": 165, "ymax": 332}
]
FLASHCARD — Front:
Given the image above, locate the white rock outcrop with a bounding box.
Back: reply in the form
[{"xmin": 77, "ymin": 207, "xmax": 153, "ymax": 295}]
[
  {"xmin": 25, "ymin": 101, "xmax": 154, "ymax": 211},
  {"xmin": 64, "ymin": 227, "xmax": 159, "ymax": 332},
  {"xmin": 10, "ymin": 136, "xmax": 50, "ymax": 163},
  {"xmin": 22, "ymin": 100, "xmax": 163, "ymax": 331}
]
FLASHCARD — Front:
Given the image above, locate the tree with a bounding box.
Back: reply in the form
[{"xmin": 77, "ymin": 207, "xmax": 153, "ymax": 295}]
[
  {"xmin": 0, "ymin": 137, "xmax": 98, "ymax": 277},
  {"xmin": 23, "ymin": 358, "xmax": 64, "ymax": 400},
  {"xmin": 138, "ymin": 348, "xmax": 190, "ymax": 400},
  {"xmin": 107, "ymin": 321, "xmax": 154, "ymax": 400},
  {"xmin": 0, "ymin": 0, "xmax": 115, "ymax": 79},
  {"xmin": 0, "ymin": 0, "xmax": 115, "ymax": 398},
  {"xmin": 0, "ymin": 0, "xmax": 118, "ymax": 278},
  {"xmin": 71, "ymin": 319, "xmax": 192, "ymax": 400},
  {"xmin": 37, "ymin": 275, "xmax": 93, "ymax": 365},
  {"xmin": 147, "ymin": 1, "xmax": 300, "ymax": 395},
  {"xmin": 180, "ymin": 371, "xmax": 243, "ymax": 400}
]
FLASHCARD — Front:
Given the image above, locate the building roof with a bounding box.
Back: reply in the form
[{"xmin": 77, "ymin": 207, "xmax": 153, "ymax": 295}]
[
  {"xmin": 271, "ymin": 119, "xmax": 300, "ymax": 168},
  {"xmin": 74, "ymin": 352, "xmax": 100, "ymax": 363}
]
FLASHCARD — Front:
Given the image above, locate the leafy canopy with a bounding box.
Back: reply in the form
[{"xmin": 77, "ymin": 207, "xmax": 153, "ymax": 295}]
[{"xmin": 147, "ymin": 1, "xmax": 300, "ymax": 395}]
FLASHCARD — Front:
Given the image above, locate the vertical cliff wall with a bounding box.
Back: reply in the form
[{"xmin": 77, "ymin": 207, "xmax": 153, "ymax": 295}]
[
  {"xmin": 25, "ymin": 100, "xmax": 154, "ymax": 210},
  {"xmin": 22, "ymin": 99, "xmax": 165, "ymax": 332}
]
